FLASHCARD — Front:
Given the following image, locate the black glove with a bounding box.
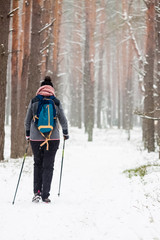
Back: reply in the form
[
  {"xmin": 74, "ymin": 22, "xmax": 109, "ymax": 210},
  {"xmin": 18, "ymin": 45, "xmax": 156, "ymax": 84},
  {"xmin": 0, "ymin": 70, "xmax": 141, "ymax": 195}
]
[
  {"xmin": 63, "ymin": 129, "xmax": 69, "ymax": 140},
  {"xmin": 26, "ymin": 130, "xmax": 30, "ymax": 141},
  {"xmin": 63, "ymin": 134, "xmax": 69, "ymax": 140}
]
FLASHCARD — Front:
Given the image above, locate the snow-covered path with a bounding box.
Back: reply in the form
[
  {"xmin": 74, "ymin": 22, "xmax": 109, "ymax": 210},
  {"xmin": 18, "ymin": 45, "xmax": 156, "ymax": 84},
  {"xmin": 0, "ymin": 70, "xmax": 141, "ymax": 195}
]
[{"xmin": 1, "ymin": 127, "xmax": 160, "ymax": 240}]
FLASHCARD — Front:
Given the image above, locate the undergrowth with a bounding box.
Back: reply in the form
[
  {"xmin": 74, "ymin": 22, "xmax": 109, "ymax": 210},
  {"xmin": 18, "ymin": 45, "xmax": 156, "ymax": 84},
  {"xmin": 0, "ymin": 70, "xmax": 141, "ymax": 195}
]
[{"xmin": 123, "ymin": 164, "xmax": 160, "ymax": 178}]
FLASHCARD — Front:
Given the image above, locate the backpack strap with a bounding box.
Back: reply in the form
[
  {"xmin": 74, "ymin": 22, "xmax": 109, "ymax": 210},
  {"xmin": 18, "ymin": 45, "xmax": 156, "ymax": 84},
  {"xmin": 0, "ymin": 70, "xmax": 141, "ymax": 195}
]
[
  {"xmin": 39, "ymin": 130, "xmax": 52, "ymax": 150},
  {"xmin": 33, "ymin": 95, "xmax": 44, "ymax": 123}
]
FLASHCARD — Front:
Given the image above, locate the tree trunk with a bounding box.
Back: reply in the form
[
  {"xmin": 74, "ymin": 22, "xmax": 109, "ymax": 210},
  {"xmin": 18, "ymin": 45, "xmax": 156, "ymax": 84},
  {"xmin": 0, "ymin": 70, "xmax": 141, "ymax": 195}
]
[
  {"xmin": 97, "ymin": 0, "xmax": 105, "ymax": 129},
  {"xmin": 52, "ymin": 0, "xmax": 63, "ymax": 91},
  {"xmin": 155, "ymin": 0, "xmax": 160, "ymax": 157},
  {"xmin": 143, "ymin": 1, "xmax": 155, "ymax": 152},
  {"xmin": 125, "ymin": 7, "xmax": 134, "ymax": 139},
  {"xmin": 70, "ymin": 0, "xmax": 83, "ymax": 128},
  {"xmin": 0, "ymin": 0, "xmax": 10, "ymax": 160},
  {"xmin": 17, "ymin": 0, "xmax": 32, "ymax": 157},
  {"xmin": 117, "ymin": 41, "xmax": 121, "ymax": 129},
  {"xmin": 84, "ymin": 0, "xmax": 96, "ymax": 141},
  {"xmin": 121, "ymin": 0, "xmax": 128, "ymax": 130},
  {"xmin": 125, "ymin": 43, "xmax": 134, "ymax": 140},
  {"xmin": 40, "ymin": 0, "xmax": 52, "ymax": 78},
  {"xmin": 11, "ymin": 0, "xmax": 19, "ymax": 158},
  {"xmin": 27, "ymin": 0, "xmax": 42, "ymax": 105}
]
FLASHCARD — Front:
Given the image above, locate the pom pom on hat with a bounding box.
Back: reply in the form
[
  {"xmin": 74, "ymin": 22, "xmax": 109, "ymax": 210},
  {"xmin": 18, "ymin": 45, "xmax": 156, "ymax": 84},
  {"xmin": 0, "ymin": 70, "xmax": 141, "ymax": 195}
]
[{"xmin": 41, "ymin": 76, "xmax": 53, "ymax": 87}]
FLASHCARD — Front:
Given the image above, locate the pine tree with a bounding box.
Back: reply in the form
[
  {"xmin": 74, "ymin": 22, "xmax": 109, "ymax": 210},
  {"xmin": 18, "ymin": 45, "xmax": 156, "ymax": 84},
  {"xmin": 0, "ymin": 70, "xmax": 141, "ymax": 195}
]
[{"xmin": 0, "ymin": 0, "xmax": 10, "ymax": 160}]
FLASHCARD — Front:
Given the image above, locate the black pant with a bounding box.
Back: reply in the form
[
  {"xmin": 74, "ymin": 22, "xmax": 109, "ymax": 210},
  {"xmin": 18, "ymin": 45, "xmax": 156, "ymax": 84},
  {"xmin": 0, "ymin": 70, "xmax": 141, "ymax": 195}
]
[{"xmin": 30, "ymin": 140, "xmax": 60, "ymax": 200}]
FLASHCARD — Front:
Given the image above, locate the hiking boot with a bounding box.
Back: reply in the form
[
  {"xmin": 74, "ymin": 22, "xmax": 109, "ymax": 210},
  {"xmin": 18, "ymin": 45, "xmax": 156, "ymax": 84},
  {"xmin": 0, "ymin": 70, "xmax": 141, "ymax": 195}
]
[
  {"xmin": 32, "ymin": 191, "xmax": 41, "ymax": 203},
  {"xmin": 42, "ymin": 198, "xmax": 51, "ymax": 203}
]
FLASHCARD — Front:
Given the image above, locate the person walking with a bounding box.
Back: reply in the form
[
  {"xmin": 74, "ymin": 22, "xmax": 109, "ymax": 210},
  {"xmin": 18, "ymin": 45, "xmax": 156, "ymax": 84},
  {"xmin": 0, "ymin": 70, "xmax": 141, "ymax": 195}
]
[{"xmin": 25, "ymin": 76, "xmax": 69, "ymax": 203}]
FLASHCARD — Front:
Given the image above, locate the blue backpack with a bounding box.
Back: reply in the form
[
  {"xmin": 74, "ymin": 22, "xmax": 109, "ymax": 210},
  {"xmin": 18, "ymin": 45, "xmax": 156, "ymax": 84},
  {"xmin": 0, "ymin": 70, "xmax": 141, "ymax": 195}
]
[{"xmin": 34, "ymin": 95, "xmax": 57, "ymax": 149}]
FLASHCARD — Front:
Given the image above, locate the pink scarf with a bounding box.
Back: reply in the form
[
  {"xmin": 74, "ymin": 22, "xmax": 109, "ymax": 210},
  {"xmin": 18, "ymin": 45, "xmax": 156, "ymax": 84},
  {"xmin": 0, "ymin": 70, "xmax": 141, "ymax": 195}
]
[{"xmin": 36, "ymin": 85, "xmax": 55, "ymax": 96}]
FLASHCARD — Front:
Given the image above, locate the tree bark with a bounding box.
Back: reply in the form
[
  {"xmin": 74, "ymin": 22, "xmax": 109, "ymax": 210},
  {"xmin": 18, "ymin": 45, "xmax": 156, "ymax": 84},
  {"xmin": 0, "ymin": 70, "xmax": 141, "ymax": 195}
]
[
  {"xmin": 143, "ymin": 1, "xmax": 155, "ymax": 152},
  {"xmin": 27, "ymin": 0, "xmax": 42, "ymax": 105},
  {"xmin": 0, "ymin": 0, "xmax": 10, "ymax": 160},
  {"xmin": 97, "ymin": 0, "xmax": 105, "ymax": 129},
  {"xmin": 70, "ymin": 0, "xmax": 83, "ymax": 128},
  {"xmin": 125, "ymin": 41, "xmax": 134, "ymax": 140},
  {"xmin": 121, "ymin": 0, "xmax": 128, "ymax": 130},
  {"xmin": 40, "ymin": 0, "xmax": 52, "ymax": 78},
  {"xmin": 11, "ymin": 0, "xmax": 19, "ymax": 158},
  {"xmin": 17, "ymin": 0, "xmax": 32, "ymax": 157},
  {"xmin": 52, "ymin": 0, "xmax": 63, "ymax": 91},
  {"xmin": 84, "ymin": 0, "xmax": 96, "ymax": 141},
  {"xmin": 155, "ymin": 0, "xmax": 160, "ymax": 157}
]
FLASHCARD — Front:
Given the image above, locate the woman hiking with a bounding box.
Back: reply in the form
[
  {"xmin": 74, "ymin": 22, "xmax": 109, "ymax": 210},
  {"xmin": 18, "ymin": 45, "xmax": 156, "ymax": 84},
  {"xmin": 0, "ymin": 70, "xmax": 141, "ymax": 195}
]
[{"xmin": 25, "ymin": 76, "xmax": 69, "ymax": 203}]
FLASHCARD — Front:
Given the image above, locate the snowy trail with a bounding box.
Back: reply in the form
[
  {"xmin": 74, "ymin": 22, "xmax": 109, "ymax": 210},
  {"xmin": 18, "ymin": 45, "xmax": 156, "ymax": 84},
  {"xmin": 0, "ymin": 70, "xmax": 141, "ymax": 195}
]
[{"xmin": 1, "ymin": 128, "xmax": 160, "ymax": 240}]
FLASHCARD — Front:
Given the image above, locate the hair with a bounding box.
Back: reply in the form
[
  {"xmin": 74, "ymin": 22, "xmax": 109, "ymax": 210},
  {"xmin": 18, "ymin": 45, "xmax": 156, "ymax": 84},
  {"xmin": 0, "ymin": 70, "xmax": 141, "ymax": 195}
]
[{"xmin": 41, "ymin": 76, "xmax": 53, "ymax": 87}]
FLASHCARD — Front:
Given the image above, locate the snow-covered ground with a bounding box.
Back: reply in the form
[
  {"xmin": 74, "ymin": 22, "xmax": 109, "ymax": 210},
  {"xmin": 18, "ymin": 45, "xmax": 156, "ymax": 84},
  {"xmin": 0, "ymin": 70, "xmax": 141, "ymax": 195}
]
[{"xmin": 1, "ymin": 126, "xmax": 160, "ymax": 240}]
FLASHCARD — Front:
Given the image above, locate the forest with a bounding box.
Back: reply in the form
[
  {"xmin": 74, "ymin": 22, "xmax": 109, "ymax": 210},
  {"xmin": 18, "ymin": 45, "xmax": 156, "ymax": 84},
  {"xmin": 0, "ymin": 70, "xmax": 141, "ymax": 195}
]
[{"xmin": 0, "ymin": 0, "xmax": 159, "ymax": 160}]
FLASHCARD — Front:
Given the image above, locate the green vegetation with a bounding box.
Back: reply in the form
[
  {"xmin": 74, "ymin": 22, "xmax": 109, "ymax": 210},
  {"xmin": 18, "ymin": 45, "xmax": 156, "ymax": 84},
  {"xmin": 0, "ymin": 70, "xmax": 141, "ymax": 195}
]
[{"xmin": 123, "ymin": 164, "xmax": 160, "ymax": 178}]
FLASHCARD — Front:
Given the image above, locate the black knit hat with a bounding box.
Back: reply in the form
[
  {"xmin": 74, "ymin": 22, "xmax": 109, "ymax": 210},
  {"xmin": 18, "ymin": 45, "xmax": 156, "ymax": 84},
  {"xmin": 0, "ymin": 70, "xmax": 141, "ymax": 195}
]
[{"xmin": 41, "ymin": 76, "xmax": 53, "ymax": 87}]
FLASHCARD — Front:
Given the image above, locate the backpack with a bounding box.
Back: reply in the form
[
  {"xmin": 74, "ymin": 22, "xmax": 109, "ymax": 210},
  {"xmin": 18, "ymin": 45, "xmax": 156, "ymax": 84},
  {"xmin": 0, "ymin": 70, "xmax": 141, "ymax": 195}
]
[{"xmin": 34, "ymin": 95, "xmax": 57, "ymax": 150}]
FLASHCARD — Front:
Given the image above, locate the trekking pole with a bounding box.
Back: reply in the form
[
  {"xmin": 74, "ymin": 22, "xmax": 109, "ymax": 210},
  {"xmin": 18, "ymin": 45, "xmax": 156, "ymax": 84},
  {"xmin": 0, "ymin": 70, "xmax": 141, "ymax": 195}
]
[
  {"xmin": 58, "ymin": 139, "xmax": 65, "ymax": 196},
  {"xmin": 12, "ymin": 141, "xmax": 30, "ymax": 205}
]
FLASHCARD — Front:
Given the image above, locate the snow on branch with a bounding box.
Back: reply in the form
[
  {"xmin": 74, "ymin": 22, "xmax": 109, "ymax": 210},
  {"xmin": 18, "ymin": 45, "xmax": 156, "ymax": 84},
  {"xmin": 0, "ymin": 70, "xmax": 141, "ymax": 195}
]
[
  {"xmin": 39, "ymin": 19, "xmax": 56, "ymax": 34},
  {"xmin": 155, "ymin": 6, "xmax": 160, "ymax": 14},
  {"xmin": 76, "ymin": 67, "xmax": 84, "ymax": 75},
  {"xmin": 96, "ymin": 8, "xmax": 105, "ymax": 13},
  {"xmin": 0, "ymin": 44, "xmax": 5, "ymax": 55},
  {"xmin": 8, "ymin": 7, "xmax": 19, "ymax": 17},
  {"xmin": 134, "ymin": 109, "xmax": 160, "ymax": 120},
  {"xmin": 118, "ymin": 10, "xmax": 145, "ymax": 65},
  {"xmin": 126, "ymin": 20, "xmax": 142, "ymax": 61},
  {"xmin": 143, "ymin": 0, "xmax": 150, "ymax": 8},
  {"xmin": 40, "ymin": 44, "xmax": 51, "ymax": 54},
  {"xmin": 66, "ymin": 39, "xmax": 83, "ymax": 46}
]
